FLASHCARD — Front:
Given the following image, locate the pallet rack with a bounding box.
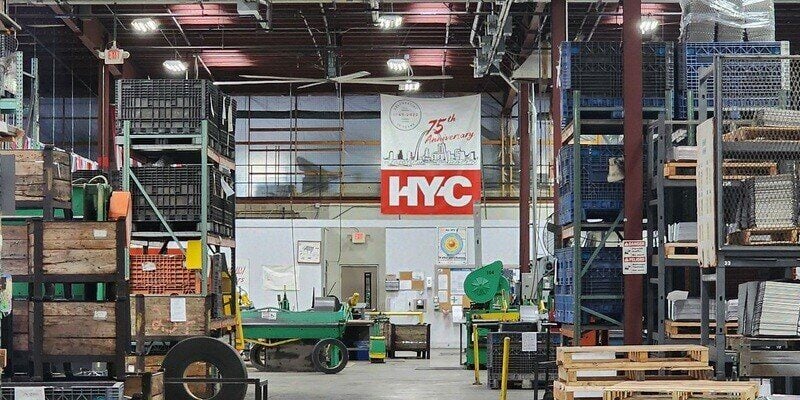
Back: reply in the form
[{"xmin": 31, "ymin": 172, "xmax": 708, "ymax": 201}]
[
  {"xmin": 557, "ymin": 89, "xmax": 673, "ymax": 344},
  {"xmin": 696, "ymin": 55, "xmax": 800, "ymax": 383},
  {"xmin": 645, "ymin": 116, "xmax": 701, "ymax": 345},
  {"xmin": 117, "ymin": 82, "xmax": 240, "ymax": 365}
]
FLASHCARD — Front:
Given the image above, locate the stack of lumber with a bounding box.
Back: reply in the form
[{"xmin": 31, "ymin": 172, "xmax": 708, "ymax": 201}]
[
  {"xmin": 553, "ymin": 345, "xmax": 712, "ymax": 400},
  {"xmin": 603, "ymin": 380, "xmax": 759, "ymax": 400}
]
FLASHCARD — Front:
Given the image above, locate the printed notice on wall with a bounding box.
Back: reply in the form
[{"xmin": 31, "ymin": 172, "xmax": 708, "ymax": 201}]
[
  {"xmin": 170, "ymin": 297, "xmax": 187, "ymax": 322},
  {"xmin": 522, "ymin": 332, "xmax": 538, "ymax": 352},
  {"xmin": 15, "ymin": 387, "xmax": 45, "ymax": 400},
  {"xmin": 622, "ymin": 240, "xmax": 647, "ymax": 275}
]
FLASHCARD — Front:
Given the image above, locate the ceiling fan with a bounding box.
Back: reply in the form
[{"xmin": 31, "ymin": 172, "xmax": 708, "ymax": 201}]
[{"xmin": 213, "ymin": 71, "xmax": 452, "ymax": 89}]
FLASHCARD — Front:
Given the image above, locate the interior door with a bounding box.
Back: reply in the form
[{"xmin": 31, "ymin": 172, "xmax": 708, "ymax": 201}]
[{"xmin": 341, "ymin": 265, "xmax": 378, "ymax": 309}]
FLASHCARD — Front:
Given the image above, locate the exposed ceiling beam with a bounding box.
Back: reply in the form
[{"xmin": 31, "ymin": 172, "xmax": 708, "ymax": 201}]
[
  {"xmin": 501, "ymin": 2, "xmax": 547, "ymax": 116},
  {"xmin": 49, "ymin": 4, "xmax": 139, "ymax": 77}
]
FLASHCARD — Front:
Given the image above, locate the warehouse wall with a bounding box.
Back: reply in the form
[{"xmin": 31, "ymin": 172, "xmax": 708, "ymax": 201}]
[{"xmin": 235, "ymin": 206, "xmax": 552, "ymax": 348}]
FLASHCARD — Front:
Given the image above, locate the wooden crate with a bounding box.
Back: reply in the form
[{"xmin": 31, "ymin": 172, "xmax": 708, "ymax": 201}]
[
  {"xmin": 665, "ymin": 320, "xmax": 738, "ymax": 339},
  {"xmin": 125, "ymin": 371, "xmax": 164, "ymax": 400},
  {"xmin": 28, "ymin": 220, "xmax": 125, "ymax": 276},
  {"xmin": 0, "ymin": 148, "xmax": 71, "ymax": 203},
  {"xmin": 557, "ymin": 345, "xmax": 712, "ymax": 383},
  {"xmin": 126, "ymin": 355, "xmax": 210, "ymax": 398},
  {"xmin": 130, "ymin": 295, "xmax": 211, "ymax": 338},
  {"xmin": 39, "ymin": 302, "xmax": 119, "ymax": 356},
  {"xmin": 604, "ymin": 380, "xmax": 759, "ymax": 400},
  {"xmin": 1, "ymin": 225, "xmax": 28, "ymax": 276}
]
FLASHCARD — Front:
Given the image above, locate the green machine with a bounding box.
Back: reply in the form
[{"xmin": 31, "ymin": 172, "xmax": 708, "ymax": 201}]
[
  {"xmin": 240, "ymin": 295, "xmax": 351, "ymax": 374},
  {"xmin": 71, "ymin": 176, "xmax": 113, "ymax": 221},
  {"xmin": 463, "ymin": 261, "xmax": 520, "ymax": 369}
]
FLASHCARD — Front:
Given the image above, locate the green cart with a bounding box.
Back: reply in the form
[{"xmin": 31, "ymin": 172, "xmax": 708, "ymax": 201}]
[{"xmin": 240, "ymin": 296, "xmax": 350, "ymax": 374}]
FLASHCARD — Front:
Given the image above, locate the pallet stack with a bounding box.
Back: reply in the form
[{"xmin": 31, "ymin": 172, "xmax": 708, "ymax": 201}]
[{"xmin": 553, "ymin": 345, "xmax": 758, "ymax": 400}]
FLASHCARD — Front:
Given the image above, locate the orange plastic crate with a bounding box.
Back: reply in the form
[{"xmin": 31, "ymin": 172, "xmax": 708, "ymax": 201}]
[{"xmin": 129, "ymin": 254, "xmax": 201, "ymax": 295}]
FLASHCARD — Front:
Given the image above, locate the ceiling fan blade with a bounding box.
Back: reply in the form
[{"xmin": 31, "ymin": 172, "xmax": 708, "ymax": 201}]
[
  {"xmin": 356, "ymin": 75, "xmax": 453, "ymax": 82},
  {"xmin": 332, "ymin": 71, "xmax": 371, "ymax": 82},
  {"xmin": 238, "ymin": 75, "xmax": 320, "ymax": 82},
  {"xmin": 347, "ymin": 81, "xmax": 406, "ymax": 86},
  {"xmin": 297, "ymin": 81, "xmax": 331, "ymax": 90},
  {"xmin": 214, "ymin": 80, "xmax": 317, "ymax": 86}
]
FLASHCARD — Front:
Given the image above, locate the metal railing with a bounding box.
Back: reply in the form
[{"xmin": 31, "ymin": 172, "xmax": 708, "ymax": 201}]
[{"xmin": 235, "ymin": 162, "xmax": 555, "ymax": 200}]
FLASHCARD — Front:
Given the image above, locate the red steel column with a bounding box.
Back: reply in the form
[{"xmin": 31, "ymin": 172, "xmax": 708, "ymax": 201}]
[
  {"xmin": 519, "ymin": 82, "xmax": 531, "ymax": 273},
  {"xmin": 623, "ymin": 0, "xmax": 644, "ymax": 344},
  {"xmin": 97, "ymin": 64, "xmax": 112, "ymax": 171},
  {"xmin": 551, "ymin": 0, "xmax": 566, "ymax": 228}
]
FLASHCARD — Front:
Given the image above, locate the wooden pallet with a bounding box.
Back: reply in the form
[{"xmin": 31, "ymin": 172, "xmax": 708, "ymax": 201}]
[
  {"xmin": 557, "ymin": 345, "xmax": 712, "ymax": 383},
  {"xmin": 723, "ymin": 126, "xmax": 800, "ymax": 142},
  {"xmin": 664, "ymin": 161, "xmax": 778, "ymax": 180},
  {"xmin": 604, "ymin": 380, "xmax": 759, "ymax": 400},
  {"xmin": 554, "ymin": 377, "xmax": 716, "ymax": 400},
  {"xmin": 664, "ymin": 243, "xmax": 698, "ymax": 260},
  {"xmin": 665, "ymin": 320, "xmax": 739, "ymax": 340},
  {"xmin": 727, "ymin": 227, "xmax": 800, "ymax": 245}
]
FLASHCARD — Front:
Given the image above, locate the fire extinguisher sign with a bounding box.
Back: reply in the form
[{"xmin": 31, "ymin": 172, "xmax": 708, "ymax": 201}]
[
  {"xmin": 622, "ymin": 240, "xmax": 647, "ymax": 275},
  {"xmin": 380, "ymin": 95, "xmax": 482, "ymax": 215}
]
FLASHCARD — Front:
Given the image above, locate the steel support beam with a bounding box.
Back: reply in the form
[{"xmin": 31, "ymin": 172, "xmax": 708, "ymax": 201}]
[
  {"xmin": 551, "ymin": 0, "xmax": 566, "ymax": 228},
  {"xmin": 519, "ymin": 82, "xmax": 531, "ymax": 274},
  {"xmin": 49, "ymin": 4, "xmax": 139, "ymax": 78},
  {"xmin": 623, "ymin": 0, "xmax": 644, "ymax": 345}
]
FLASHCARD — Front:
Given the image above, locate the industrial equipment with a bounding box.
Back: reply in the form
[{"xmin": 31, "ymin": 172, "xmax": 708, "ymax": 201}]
[
  {"xmin": 71, "ymin": 175, "xmax": 113, "ymax": 221},
  {"xmin": 463, "ymin": 261, "xmax": 520, "ymax": 369},
  {"xmin": 240, "ymin": 295, "xmax": 352, "ymax": 374},
  {"xmin": 368, "ymin": 315, "xmax": 388, "ymax": 363}
]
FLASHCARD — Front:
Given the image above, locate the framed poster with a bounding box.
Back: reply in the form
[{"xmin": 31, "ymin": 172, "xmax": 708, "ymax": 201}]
[
  {"xmin": 438, "ymin": 227, "xmax": 468, "ymax": 265},
  {"xmin": 297, "ymin": 240, "xmax": 322, "ymax": 264}
]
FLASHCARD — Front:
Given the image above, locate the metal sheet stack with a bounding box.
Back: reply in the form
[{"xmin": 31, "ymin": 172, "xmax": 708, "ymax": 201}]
[
  {"xmin": 738, "ymin": 281, "xmax": 800, "ymax": 337},
  {"xmin": 737, "ymin": 174, "xmax": 799, "ymax": 229},
  {"xmin": 753, "ymin": 108, "xmax": 800, "ymax": 127},
  {"xmin": 669, "ymin": 298, "xmax": 739, "ymax": 321}
]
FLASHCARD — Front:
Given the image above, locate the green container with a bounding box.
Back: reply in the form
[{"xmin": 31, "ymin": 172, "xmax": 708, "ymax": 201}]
[{"xmin": 240, "ymin": 307, "xmax": 348, "ymax": 341}]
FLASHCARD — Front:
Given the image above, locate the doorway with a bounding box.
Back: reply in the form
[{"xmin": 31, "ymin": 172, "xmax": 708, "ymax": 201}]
[{"xmin": 341, "ymin": 265, "xmax": 378, "ymax": 308}]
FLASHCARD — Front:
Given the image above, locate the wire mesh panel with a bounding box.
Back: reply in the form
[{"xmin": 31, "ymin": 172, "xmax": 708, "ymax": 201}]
[{"xmin": 711, "ymin": 55, "xmax": 800, "ymax": 247}]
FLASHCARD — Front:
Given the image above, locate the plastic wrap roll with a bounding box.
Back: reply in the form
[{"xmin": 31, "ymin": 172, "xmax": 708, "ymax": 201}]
[{"xmin": 680, "ymin": 0, "xmax": 775, "ymax": 42}]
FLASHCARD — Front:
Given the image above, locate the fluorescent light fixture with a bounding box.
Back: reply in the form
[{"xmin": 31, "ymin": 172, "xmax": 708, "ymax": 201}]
[
  {"xmin": 399, "ymin": 80, "xmax": 420, "ymax": 91},
  {"xmin": 638, "ymin": 16, "xmax": 659, "ymax": 35},
  {"xmin": 163, "ymin": 59, "xmax": 188, "ymax": 73},
  {"xmin": 378, "ymin": 15, "xmax": 402, "ymax": 29},
  {"xmin": 387, "ymin": 58, "xmax": 410, "ymax": 72},
  {"xmin": 131, "ymin": 17, "xmax": 159, "ymax": 33}
]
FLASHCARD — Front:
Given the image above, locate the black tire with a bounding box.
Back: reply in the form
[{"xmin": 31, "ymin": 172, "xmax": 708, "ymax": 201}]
[
  {"xmin": 248, "ymin": 344, "xmax": 268, "ymax": 372},
  {"xmin": 311, "ymin": 338, "xmax": 348, "ymax": 374},
  {"xmin": 162, "ymin": 336, "xmax": 247, "ymax": 400}
]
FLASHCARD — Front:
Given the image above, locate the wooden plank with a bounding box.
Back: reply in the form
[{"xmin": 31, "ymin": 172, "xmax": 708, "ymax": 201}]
[
  {"xmin": 727, "ymin": 227, "xmax": 800, "ymax": 245},
  {"xmin": 696, "ymin": 119, "xmax": 717, "ymax": 268},
  {"xmin": 1, "ymin": 225, "xmax": 28, "ymax": 276},
  {"xmin": 42, "ymin": 222, "xmax": 118, "ymax": 243},
  {"xmin": 665, "ymin": 320, "xmax": 738, "ymax": 339},
  {"xmin": 130, "ymin": 295, "xmax": 209, "ymax": 337},
  {"xmin": 42, "ymin": 302, "xmax": 117, "ymax": 338},
  {"xmin": 603, "ymin": 380, "xmax": 759, "ymax": 400},
  {"xmin": 40, "ymin": 249, "xmax": 118, "ymax": 274},
  {"xmin": 42, "ymin": 338, "xmax": 116, "ymax": 356}
]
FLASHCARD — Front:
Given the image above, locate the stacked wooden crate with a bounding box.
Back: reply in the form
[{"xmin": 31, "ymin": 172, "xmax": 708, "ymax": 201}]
[
  {"xmin": 22, "ymin": 220, "xmax": 129, "ymax": 380},
  {"xmin": 554, "ymin": 345, "xmax": 759, "ymax": 400},
  {"xmin": 0, "ymin": 147, "xmax": 71, "ymax": 207}
]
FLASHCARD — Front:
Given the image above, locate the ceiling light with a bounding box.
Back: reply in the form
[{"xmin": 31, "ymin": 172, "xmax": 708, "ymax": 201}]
[
  {"xmin": 131, "ymin": 17, "xmax": 159, "ymax": 33},
  {"xmin": 638, "ymin": 16, "xmax": 659, "ymax": 35},
  {"xmin": 377, "ymin": 15, "xmax": 402, "ymax": 29},
  {"xmin": 387, "ymin": 58, "xmax": 409, "ymax": 72},
  {"xmin": 399, "ymin": 80, "xmax": 420, "ymax": 91},
  {"xmin": 163, "ymin": 59, "xmax": 188, "ymax": 74}
]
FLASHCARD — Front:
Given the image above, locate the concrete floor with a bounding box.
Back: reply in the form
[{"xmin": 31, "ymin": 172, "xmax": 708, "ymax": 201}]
[{"xmin": 247, "ymin": 349, "xmax": 544, "ymax": 400}]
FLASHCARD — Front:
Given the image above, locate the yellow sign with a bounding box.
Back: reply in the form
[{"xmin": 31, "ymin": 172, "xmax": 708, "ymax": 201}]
[{"xmin": 186, "ymin": 240, "xmax": 202, "ymax": 270}]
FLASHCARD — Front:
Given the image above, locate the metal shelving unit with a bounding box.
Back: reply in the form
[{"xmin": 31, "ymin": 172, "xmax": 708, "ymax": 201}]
[
  {"xmin": 696, "ymin": 55, "xmax": 800, "ymax": 383},
  {"xmin": 645, "ymin": 116, "xmax": 701, "ymax": 345},
  {"xmin": 118, "ymin": 100, "xmax": 240, "ymax": 358},
  {"xmin": 557, "ymin": 89, "xmax": 673, "ymax": 343}
]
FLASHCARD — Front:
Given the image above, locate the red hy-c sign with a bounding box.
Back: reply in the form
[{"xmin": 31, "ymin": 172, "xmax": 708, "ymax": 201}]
[{"xmin": 381, "ymin": 169, "xmax": 481, "ymax": 214}]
